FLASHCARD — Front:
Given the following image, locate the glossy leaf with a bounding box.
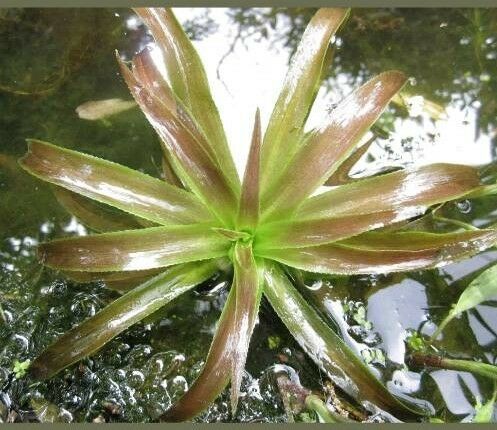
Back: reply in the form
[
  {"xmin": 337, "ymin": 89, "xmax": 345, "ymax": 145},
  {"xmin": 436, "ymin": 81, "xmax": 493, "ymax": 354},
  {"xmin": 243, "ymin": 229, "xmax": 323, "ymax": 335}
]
[
  {"xmin": 117, "ymin": 55, "xmax": 238, "ymax": 226},
  {"xmin": 260, "ymin": 8, "xmax": 350, "ymax": 190},
  {"xmin": 237, "ymin": 109, "xmax": 261, "ymax": 230},
  {"xmin": 299, "ymin": 163, "xmax": 481, "ymax": 219},
  {"xmin": 162, "ymin": 279, "xmax": 237, "ymax": 421},
  {"xmin": 38, "ymin": 223, "xmax": 230, "ymax": 272},
  {"xmin": 431, "ymin": 263, "xmax": 497, "ymax": 341},
  {"xmin": 256, "ymin": 207, "xmax": 426, "ymax": 249},
  {"xmin": 19, "ymin": 139, "xmax": 210, "ymax": 225},
  {"xmin": 230, "ymin": 242, "xmax": 263, "ymax": 413},
  {"xmin": 263, "ymin": 262, "xmax": 426, "ymax": 419},
  {"xmin": 30, "ymin": 260, "xmax": 220, "ymax": 380},
  {"xmin": 52, "ymin": 187, "xmax": 143, "ymax": 232},
  {"xmin": 263, "ymin": 71, "xmax": 407, "ymax": 220},
  {"xmin": 258, "ymin": 229, "xmax": 497, "ymax": 275},
  {"xmin": 132, "ymin": 48, "xmax": 221, "ymax": 168},
  {"xmin": 133, "ymin": 8, "xmax": 240, "ymax": 191}
]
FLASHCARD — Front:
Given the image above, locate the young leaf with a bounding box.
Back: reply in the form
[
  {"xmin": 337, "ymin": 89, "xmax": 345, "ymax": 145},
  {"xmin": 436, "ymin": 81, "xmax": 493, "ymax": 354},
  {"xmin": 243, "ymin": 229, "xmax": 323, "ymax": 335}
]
[
  {"xmin": 161, "ymin": 279, "xmax": 237, "ymax": 422},
  {"xmin": 38, "ymin": 223, "xmax": 231, "ymax": 272},
  {"xmin": 299, "ymin": 163, "xmax": 481, "ymax": 219},
  {"xmin": 263, "ymin": 262, "xmax": 427, "ymax": 419},
  {"xmin": 431, "ymin": 263, "xmax": 497, "ymax": 341},
  {"xmin": 52, "ymin": 187, "xmax": 144, "ymax": 232},
  {"xmin": 237, "ymin": 109, "xmax": 261, "ymax": 230},
  {"xmin": 230, "ymin": 242, "xmax": 263, "ymax": 413},
  {"xmin": 263, "ymin": 71, "xmax": 407, "ymax": 220},
  {"xmin": 324, "ymin": 134, "xmax": 377, "ymax": 186},
  {"xmin": 19, "ymin": 139, "xmax": 210, "ymax": 225},
  {"xmin": 258, "ymin": 229, "xmax": 497, "ymax": 275},
  {"xmin": 30, "ymin": 260, "xmax": 220, "ymax": 380},
  {"xmin": 473, "ymin": 386, "xmax": 497, "ymax": 423},
  {"xmin": 260, "ymin": 8, "xmax": 350, "ymax": 190},
  {"xmin": 117, "ymin": 55, "xmax": 238, "ymax": 226},
  {"xmin": 256, "ymin": 207, "xmax": 426, "ymax": 249},
  {"xmin": 133, "ymin": 8, "xmax": 240, "ymax": 191}
]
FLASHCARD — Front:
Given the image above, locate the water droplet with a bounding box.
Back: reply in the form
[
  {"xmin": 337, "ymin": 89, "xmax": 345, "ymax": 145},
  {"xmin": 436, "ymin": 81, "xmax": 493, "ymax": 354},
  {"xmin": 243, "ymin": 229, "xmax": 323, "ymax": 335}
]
[{"xmin": 456, "ymin": 199, "xmax": 472, "ymax": 214}]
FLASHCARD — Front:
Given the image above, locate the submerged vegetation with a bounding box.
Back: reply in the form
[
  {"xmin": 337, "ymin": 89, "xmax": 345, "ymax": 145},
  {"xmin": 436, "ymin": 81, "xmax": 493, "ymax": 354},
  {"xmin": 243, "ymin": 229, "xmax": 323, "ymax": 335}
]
[{"xmin": 2, "ymin": 7, "xmax": 497, "ymax": 423}]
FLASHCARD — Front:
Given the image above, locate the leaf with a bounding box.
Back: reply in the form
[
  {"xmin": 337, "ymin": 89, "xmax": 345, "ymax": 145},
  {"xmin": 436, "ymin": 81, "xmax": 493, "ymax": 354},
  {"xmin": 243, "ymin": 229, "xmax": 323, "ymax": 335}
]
[
  {"xmin": 237, "ymin": 109, "xmax": 261, "ymax": 230},
  {"xmin": 324, "ymin": 134, "xmax": 376, "ymax": 186},
  {"xmin": 256, "ymin": 207, "xmax": 426, "ymax": 249},
  {"xmin": 133, "ymin": 8, "xmax": 240, "ymax": 191},
  {"xmin": 431, "ymin": 263, "xmax": 497, "ymax": 341},
  {"xmin": 260, "ymin": 8, "xmax": 350, "ymax": 191},
  {"xmin": 263, "ymin": 71, "xmax": 407, "ymax": 220},
  {"xmin": 117, "ymin": 54, "xmax": 238, "ymax": 226},
  {"xmin": 299, "ymin": 163, "xmax": 482, "ymax": 219},
  {"xmin": 52, "ymin": 187, "xmax": 143, "ymax": 232},
  {"xmin": 19, "ymin": 139, "xmax": 210, "ymax": 225},
  {"xmin": 230, "ymin": 242, "xmax": 263, "ymax": 413},
  {"xmin": 262, "ymin": 262, "xmax": 426, "ymax": 419},
  {"xmin": 75, "ymin": 98, "xmax": 136, "ymax": 121},
  {"xmin": 38, "ymin": 223, "xmax": 231, "ymax": 272},
  {"xmin": 161, "ymin": 278, "xmax": 236, "ymax": 422},
  {"xmin": 453, "ymin": 263, "xmax": 497, "ymax": 315},
  {"xmin": 30, "ymin": 260, "xmax": 220, "ymax": 380},
  {"xmin": 258, "ymin": 229, "xmax": 497, "ymax": 275},
  {"xmin": 473, "ymin": 386, "xmax": 497, "ymax": 423}
]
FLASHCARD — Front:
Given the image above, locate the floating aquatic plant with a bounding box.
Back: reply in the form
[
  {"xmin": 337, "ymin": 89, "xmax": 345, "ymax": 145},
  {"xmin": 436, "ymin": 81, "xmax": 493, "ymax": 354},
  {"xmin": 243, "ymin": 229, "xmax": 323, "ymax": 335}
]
[{"xmin": 18, "ymin": 7, "xmax": 497, "ymax": 421}]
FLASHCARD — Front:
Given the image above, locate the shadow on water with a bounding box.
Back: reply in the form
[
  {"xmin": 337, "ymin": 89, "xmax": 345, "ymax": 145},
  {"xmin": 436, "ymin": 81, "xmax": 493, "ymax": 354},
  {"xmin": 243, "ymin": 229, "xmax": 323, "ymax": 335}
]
[{"xmin": 1, "ymin": 7, "xmax": 497, "ymax": 422}]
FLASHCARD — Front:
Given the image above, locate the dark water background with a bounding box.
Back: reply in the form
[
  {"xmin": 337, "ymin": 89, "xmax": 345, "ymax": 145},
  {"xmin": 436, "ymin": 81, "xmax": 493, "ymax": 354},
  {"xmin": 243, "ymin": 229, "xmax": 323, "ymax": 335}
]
[{"xmin": 1, "ymin": 8, "xmax": 497, "ymax": 422}]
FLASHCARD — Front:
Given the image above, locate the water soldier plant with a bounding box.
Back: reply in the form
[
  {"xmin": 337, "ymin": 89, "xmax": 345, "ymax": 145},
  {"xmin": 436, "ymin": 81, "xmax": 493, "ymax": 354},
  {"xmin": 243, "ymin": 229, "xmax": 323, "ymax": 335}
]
[{"xmin": 18, "ymin": 7, "xmax": 497, "ymax": 422}]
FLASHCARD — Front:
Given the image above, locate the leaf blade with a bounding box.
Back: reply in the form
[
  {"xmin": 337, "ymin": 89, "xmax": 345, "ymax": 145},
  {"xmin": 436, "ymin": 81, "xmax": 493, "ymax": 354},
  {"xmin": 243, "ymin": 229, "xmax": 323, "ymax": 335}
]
[
  {"xmin": 258, "ymin": 229, "xmax": 497, "ymax": 275},
  {"xmin": 19, "ymin": 139, "xmax": 210, "ymax": 225},
  {"xmin": 237, "ymin": 109, "xmax": 261, "ymax": 230},
  {"xmin": 256, "ymin": 207, "xmax": 426, "ymax": 249},
  {"xmin": 133, "ymin": 8, "xmax": 240, "ymax": 191},
  {"xmin": 299, "ymin": 163, "xmax": 481, "ymax": 219},
  {"xmin": 263, "ymin": 262, "xmax": 426, "ymax": 419},
  {"xmin": 30, "ymin": 260, "xmax": 220, "ymax": 380},
  {"xmin": 38, "ymin": 224, "xmax": 231, "ymax": 272},
  {"xmin": 260, "ymin": 8, "xmax": 350, "ymax": 190},
  {"xmin": 230, "ymin": 242, "xmax": 263, "ymax": 413},
  {"xmin": 262, "ymin": 71, "xmax": 407, "ymax": 219},
  {"xmin": 117, "ymin": 55, "xmax": 238, "ymax": 226}
]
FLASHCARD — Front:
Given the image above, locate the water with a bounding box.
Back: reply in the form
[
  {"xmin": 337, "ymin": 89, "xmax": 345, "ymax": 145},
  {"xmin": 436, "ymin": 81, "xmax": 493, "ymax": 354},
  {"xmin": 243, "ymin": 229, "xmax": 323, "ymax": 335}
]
[{"xmin": 1, "ymin": 7, "xmax": 497, "ymax": 423}]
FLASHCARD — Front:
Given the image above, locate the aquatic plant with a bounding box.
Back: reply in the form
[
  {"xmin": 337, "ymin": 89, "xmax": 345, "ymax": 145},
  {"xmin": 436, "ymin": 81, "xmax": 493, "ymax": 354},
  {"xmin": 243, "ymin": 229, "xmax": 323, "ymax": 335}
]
[{"xmin": 18, "ymin": 7, "xmax": 497, "ymax": 421}]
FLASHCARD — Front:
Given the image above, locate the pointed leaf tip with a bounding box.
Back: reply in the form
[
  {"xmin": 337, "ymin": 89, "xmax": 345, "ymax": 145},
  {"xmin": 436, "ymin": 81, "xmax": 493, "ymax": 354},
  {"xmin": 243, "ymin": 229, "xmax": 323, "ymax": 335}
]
[{"xmin": 238, "ymin": 108, "xmax": 261, "ymax": 230}]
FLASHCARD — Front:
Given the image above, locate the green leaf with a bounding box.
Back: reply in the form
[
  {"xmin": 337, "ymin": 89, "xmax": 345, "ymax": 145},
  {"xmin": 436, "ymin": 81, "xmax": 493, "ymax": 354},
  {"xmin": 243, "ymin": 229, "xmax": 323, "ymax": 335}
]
[
  {"xmin": 30, "ymin": 260, "xmax": 220, "ymax": 380},
  {"xmin": 431, "ymin": 263, "xmax": 497, "ymax": 341},
  {"xmin": 38, "ymin": 223, "xmax": 231, "ymax": 272},
  {"xmin": 299, "ymin": 163, "xmax": 481, "ymax": 219},
  {"xmin": 133, "ymin": 8, "xmax": 240, "ymax": 192},
  {"xmin": 256, "ymin": 207, "xmax": 425, "ymax": 249},
  {"xmin": 237, "ymin": 109, "xmax": 261, "ymax": 231},
  {"xmin": 52, "ymin": 187, "xmax": 144, "ymax": 232},
  {"xmin": 117, "ymin": 55, "xmax": 238, "ymax": 226},
  {"xmin": 262, "ymin": 262, "xmax": 426, "ymax": 419},
  {"xmin": 258, "ymin": 229, "xmax": 497, "ymax": 275},
  {"xmin": 230, "ymin": 242, "xmax": 263, "ymax": 413},
  {"xmin": 262, "ymin": 71, "xmax": 407, "ymax": 220},
  {"xmin": 161, "ymin": 277, "xmax": 237, "ymax": 422},
  {"xmin": 473, "ymin": 386, "xmax": 497, "ymax": 423},
  {"xmin": 260, "ymin": 8, "xmax": 350, "ymax": 191},
  {"xmin": 19, "ymin": 139, "xmax": 210, "ymax": 226}
]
